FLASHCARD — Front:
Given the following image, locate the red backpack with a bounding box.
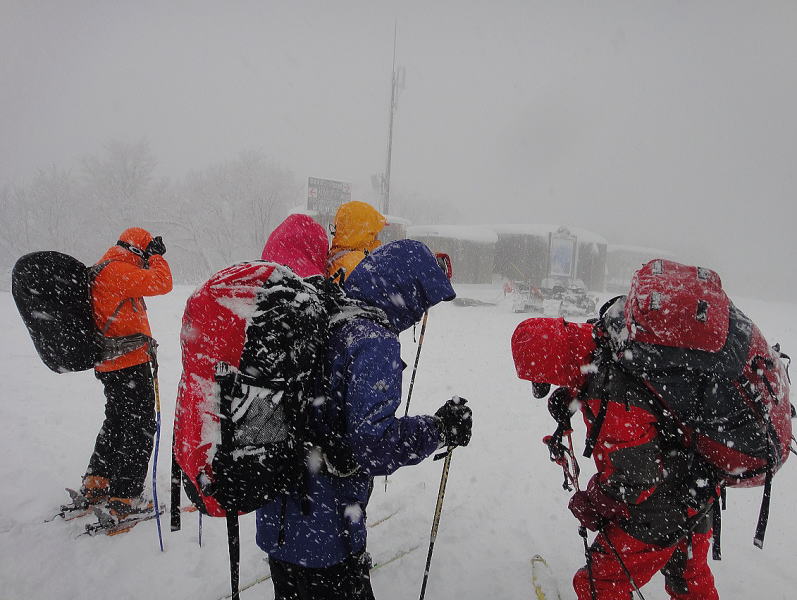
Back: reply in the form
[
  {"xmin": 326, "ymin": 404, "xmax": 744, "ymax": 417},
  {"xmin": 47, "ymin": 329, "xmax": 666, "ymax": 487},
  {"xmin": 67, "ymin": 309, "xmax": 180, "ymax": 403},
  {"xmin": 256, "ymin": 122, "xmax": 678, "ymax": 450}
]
[
  {"xmin": 171, "ymin": 260, "xmax": 378, "ymax": 600},
  {"xmin": 596, "ymin": 259, "xmax": 792, "ymax": 549},
  {"xmin": 172, "ymin": 261, "xmax": 330, "ymax": 600}
]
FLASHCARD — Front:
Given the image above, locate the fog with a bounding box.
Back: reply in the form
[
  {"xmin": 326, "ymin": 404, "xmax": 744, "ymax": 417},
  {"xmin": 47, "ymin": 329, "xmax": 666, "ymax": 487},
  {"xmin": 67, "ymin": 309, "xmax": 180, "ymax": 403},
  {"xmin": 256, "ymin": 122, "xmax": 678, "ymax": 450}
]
[{"xmin": 2, "ymin": 1, "xmax": 795, "ymax": 299}]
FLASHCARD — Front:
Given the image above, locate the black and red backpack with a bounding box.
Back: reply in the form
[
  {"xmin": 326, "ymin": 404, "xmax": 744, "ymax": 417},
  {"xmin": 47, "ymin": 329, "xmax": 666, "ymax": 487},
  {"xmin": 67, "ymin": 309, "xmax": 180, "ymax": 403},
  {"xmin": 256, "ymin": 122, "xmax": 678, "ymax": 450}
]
[
  {"xmin": 171, "ymin": 260, "xmax": 381, "ymax": 600},
  {"xmin": 592, "ymin": 259, "xmax": 792, "ymax": 551}
]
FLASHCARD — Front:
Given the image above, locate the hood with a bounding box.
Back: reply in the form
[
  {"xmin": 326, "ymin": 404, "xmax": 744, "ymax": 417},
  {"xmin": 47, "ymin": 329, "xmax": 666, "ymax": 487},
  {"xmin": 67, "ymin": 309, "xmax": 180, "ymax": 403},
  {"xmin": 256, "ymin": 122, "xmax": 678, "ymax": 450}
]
[
  {"xmin": 344, "ymin": 239, "xmax": 456, "ymax": 332},
  {"xmin": 261, "ymin": 214, "xmax": 329, "ymax": 277},
  {"xmin": 511, "ymin": 318, "xmax": 596, "ymax": 389},
  {"xmin": 330, "ymin": 201, "xmax": 386, "ymax": 252},
  {"xmin": 100, "ymin": 227, "xmax": 154, "ymax": 266}
]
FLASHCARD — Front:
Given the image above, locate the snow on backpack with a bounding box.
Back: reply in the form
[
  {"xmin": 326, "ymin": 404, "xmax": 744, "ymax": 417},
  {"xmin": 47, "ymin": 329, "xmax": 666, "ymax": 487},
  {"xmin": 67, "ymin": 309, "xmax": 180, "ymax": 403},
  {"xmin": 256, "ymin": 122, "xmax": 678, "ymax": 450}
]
[
  {"xmin": 594, "ymin": 259, "xmax": 792, "ymax": 549},
  {"xmin": 171, "ymin": 260, "xmax": 372, "ymax": 600},
  {"xmin": 12, "ymin": 251, "xmax": 152, "ymax": 373}
]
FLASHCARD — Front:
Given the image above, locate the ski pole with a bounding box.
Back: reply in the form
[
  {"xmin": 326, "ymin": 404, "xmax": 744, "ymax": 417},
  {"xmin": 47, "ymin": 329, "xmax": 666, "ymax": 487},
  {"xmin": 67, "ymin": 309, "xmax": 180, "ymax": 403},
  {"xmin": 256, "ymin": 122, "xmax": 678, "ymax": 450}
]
[
  {"xmin": 603, "ymin": 533, "xmax": 646, "ymax": 600},
  {"xmin": 419, "ymin": 447, "xmax": 454, "ymax": 600},
  {"xmin": 404, "ymin": 311, "xmax": 429, "ymax": 417},
  {"xmin": 567, "ymin": 433, "xmax": 597, "ymax": 600},
  {"xmin": 149, "ymin": 345, "xmax": 164, "ymax": 552},
  {"xmin": 403, "ymin": 252, "xmax": 451, "ymax": 420},
  {"xmin": 382, "ymin": 310, "xmax": 430, "ymax": 491}
]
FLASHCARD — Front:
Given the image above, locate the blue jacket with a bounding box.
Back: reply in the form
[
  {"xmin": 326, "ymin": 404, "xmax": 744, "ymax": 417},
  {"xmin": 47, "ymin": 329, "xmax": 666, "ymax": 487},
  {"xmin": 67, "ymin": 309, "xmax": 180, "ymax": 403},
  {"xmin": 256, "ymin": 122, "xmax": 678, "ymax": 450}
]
[{"xmin": 255, "ymin": 240, "xmax": 456, "ymax": 567}]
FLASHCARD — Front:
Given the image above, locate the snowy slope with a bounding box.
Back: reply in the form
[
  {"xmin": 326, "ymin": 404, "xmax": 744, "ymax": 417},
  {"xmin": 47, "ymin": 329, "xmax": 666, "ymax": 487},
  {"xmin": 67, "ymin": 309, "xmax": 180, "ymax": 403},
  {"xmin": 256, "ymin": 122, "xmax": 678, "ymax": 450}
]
[{"xmin": 1, "ymin": 284, "xmax": 795, "ymax": 600}]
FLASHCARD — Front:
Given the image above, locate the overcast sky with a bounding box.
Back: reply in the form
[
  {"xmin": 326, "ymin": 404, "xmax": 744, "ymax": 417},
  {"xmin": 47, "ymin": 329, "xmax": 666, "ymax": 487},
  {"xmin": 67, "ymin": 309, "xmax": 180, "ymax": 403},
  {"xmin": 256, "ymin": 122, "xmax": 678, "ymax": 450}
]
[{"xmin": 2, "ymin": 1, "xmax": 796, "ymax": 298}]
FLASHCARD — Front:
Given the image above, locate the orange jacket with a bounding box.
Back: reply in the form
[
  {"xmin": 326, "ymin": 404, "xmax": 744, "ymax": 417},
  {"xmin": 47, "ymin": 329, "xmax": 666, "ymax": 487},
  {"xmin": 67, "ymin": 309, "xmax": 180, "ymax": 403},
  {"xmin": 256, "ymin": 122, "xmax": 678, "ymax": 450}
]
[
  {"xmin": 92, "ymin": 227, "xmax": 173, "ymax": 372},
  {"xmin": 327, "ymin": 201, "xmax": 386, "ymax": 280}
]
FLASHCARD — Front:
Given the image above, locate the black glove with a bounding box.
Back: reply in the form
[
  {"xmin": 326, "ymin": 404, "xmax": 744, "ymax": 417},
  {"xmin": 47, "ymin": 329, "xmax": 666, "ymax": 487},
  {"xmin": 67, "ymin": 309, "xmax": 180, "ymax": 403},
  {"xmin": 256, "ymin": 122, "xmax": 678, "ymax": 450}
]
[
  {"xmin": 434, "ymin": 396, "xmax": 472, "ymax": 448},
  {"xmin": 145, "ymin": 236, "xmax": 166, "ymax": 257},
  {"xmin": 547, "ymin": 386, "xmax": 577, "ymax": 430}
]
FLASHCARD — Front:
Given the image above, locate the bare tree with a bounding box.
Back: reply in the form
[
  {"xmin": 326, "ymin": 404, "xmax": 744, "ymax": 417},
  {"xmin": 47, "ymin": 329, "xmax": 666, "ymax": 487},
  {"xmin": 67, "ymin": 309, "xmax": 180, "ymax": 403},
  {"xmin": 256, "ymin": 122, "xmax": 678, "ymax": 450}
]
[
  {"xmin": 178, "ymin": 151, "xmax": 300, "ymax": 274},
  {"xmin": 82, "ymin": 139, "xmax": 158, "ymax": 231}
]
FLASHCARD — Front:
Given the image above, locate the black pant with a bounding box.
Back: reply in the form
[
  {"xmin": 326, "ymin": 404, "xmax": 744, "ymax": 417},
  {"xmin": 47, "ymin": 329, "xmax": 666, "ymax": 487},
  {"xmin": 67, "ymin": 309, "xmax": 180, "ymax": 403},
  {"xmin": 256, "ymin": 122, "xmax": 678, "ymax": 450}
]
[
  {"xmin": 85, "ymin": 362, "xmax": 156, "ymax": 498},
  {"xmin": 269, "ymin": 551, "xmax": 376, "ymax": 600}
]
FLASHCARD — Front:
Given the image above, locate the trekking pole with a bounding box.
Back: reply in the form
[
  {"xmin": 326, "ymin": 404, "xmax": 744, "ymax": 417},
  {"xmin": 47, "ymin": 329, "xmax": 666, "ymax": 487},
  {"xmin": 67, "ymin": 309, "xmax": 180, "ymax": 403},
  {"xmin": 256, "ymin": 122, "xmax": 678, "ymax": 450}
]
[
  {"xmin": 382, "ymin": 310, "xmax": 429, "ymax": 492},
  {"xmin": 404, "ymin": 311, "xmax": 429, "ymax": 418},
  {"xmin": 403, "ymin": 252, "xmax": 451, "ymax": 420},
  {"xmin": 567, "ymin": 432, "xmax": 598, "ymax": 600},
  {"xmin": 603, "ymin": 533, "xmax": 647, "ymax": 600},
  {"xmin": 149, "ymin": 344, "xmax": 164, "ymax": 552},
  {"xmin": 418, "ymin": 447, "xmax": 454, "ymax": 600}
]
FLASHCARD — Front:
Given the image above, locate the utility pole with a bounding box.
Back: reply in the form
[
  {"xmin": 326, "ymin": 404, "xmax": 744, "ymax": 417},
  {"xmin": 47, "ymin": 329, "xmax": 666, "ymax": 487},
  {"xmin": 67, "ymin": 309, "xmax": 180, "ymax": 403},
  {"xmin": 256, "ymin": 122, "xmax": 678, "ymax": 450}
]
[{"xmin": 382, "ymin": 22, "xmax": 404, "ymax": 216}]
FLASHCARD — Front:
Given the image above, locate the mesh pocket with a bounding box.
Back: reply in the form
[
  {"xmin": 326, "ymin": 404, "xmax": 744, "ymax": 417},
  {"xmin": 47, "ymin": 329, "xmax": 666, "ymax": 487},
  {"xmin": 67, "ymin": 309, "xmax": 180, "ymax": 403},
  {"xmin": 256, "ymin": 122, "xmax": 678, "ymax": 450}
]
[{"xmin": 231, "ymin": 384, "xmax": 289, "ymax": 447}]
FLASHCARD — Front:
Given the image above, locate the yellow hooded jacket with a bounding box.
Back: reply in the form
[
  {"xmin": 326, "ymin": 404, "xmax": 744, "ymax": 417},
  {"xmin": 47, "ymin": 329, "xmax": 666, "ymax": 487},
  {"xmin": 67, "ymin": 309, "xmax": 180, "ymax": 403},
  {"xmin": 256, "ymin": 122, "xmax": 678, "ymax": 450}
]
[{"xmin": 327, "ymin": 201, "xmax": 386, "ymax": 280}]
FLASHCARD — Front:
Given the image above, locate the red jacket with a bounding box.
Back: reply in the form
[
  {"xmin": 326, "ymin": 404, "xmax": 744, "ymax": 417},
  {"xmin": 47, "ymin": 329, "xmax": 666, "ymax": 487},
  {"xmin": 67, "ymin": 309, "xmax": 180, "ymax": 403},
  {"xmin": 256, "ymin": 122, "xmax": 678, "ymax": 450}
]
[
  {"xmin": 578, "ymin": 356, "xmax": 715, "ymax": 546},
  {"xmin": 92, "ymin": 228, "xmax": 172, "ymax": 372},
  {"xmin": 511, "ymin": 317, "xmax": 713, "ymax": 546}
]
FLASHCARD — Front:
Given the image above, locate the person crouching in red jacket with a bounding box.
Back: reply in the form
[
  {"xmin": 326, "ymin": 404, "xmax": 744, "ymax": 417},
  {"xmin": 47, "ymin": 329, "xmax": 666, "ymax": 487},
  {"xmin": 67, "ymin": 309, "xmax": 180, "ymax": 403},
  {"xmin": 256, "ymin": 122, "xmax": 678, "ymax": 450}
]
[{"xmin": 511, "ymin": 317, "xmax": 719, "ymax": 600}]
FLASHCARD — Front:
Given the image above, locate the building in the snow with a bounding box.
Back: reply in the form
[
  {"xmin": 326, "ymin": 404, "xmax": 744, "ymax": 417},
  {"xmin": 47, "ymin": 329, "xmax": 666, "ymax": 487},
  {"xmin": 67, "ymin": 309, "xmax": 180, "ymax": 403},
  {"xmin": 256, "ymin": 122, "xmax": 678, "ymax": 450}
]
[
  {"xmin": 407, "ymin": 225, "xmax": 498, "ymax": 284},
  {"xmin": 492, "ymin": 224, "xmax": 608, "ymax": 291},
  {"xmin": 605, "ymin": 244, "xmax": 676, "ymax": 293}
]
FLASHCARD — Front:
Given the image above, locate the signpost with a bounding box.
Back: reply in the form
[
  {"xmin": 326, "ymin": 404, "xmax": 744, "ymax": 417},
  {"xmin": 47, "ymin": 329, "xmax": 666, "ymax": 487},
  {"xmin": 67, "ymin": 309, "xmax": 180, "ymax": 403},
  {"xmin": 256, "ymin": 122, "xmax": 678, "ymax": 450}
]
[
  {"xmin": 307, "ymin": 177, "xmax": 351, "ymax": 214},
  {"xmin": 307, "ymin": 177, "xmax": 351, "ymax": 234}
]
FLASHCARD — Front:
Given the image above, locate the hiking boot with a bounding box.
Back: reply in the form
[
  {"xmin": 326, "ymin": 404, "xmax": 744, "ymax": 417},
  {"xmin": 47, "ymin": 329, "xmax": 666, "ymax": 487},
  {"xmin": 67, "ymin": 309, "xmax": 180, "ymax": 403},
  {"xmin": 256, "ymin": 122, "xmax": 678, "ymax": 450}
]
[
  {"xmin": 80, "ymin": 476, "xmax": 110, "ymax": 505},
  {"xmin": 107, "ymin": 496, "xmax": 154, "ymax": 520}
]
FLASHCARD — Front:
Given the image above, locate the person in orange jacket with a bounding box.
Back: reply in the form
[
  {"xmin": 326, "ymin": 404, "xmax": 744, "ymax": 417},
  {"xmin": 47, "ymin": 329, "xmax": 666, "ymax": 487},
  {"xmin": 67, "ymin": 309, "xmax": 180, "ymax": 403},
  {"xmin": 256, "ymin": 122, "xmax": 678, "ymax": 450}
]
[
  {"xmin": 81, "ymin": 227, "xmax": 173, "ymax": 518},
  {"xmin": 327, "ymin": 201, "xmax": 386, "ymax": 280}
]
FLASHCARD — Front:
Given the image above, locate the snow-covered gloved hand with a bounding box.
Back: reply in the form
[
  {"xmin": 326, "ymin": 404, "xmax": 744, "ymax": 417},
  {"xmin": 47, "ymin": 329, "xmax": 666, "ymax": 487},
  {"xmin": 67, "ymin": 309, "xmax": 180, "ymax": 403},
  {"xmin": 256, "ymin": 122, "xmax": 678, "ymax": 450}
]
[
  {"xmin": 547, "ymin": 386, "xmax": 577, "ymax": 430},
  {"xmin": 145, "ymin": 236, "xmax": 166, "ymax": 257},
  {"xmin": 568, "ymin": 476, "xmax": 630, "ymax": 531},
  {"xmin": 434, "ymin": 396, "xmax": 472, "ymax": 448}
]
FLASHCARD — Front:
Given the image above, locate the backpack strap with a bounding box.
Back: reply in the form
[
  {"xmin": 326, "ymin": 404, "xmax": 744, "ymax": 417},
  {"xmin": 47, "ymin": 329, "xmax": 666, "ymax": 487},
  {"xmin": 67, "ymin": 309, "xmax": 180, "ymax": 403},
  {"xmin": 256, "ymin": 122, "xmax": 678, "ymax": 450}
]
[
  {"xmin": 87, "ymin": 260, "xmax": 112, "ymax": 280},
  {"xmin": 326, "ymin": 249, "xmax": 352, "ymax": 271},
  {"xmin": 772, "ymin": 344, "xmax": 791, "ymax": 382},
  {"xmin": 582, "ymin": 395, "xmax": 608, "ymax": 459},
  {"xmin": 170, "ymin": 437, "xmax": 182, "ymax": 532},
  {"xmin": 712, "ymin": 485, "xmax": 726, "ymax": 560},
  {"xmin": 754, "ymin": 442, "xmax": 775, "ymax": 549},
  {"xmin": 98, "ymin": 332, "xmax": 154, "ymax": 362}
]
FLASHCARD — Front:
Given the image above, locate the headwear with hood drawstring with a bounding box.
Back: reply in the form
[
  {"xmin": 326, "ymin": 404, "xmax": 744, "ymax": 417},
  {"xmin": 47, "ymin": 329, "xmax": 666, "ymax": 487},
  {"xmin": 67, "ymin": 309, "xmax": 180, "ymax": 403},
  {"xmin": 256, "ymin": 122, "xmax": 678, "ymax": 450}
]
[
  {"xmin": 344, "ymin": 239, "xmax": 456, "ymax": 332},
  {"xmin": 511, "ymin": 317, "xmax": 596, "ymax": 390},
  {"xmin": 327, "ymin": 201, "xmax": 387, "ymax": 280},
  {"xmin": 261, "ymin": 214, "xmax": 329, "ymax": 278}
]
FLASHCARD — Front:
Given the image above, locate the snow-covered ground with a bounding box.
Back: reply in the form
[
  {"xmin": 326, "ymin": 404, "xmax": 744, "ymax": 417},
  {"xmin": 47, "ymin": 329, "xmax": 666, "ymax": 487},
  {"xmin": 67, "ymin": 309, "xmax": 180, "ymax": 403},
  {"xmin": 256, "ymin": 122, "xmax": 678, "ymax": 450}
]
[{"xmin": 1, "ymin": 283, "xmax": 795, "ymax": 599}]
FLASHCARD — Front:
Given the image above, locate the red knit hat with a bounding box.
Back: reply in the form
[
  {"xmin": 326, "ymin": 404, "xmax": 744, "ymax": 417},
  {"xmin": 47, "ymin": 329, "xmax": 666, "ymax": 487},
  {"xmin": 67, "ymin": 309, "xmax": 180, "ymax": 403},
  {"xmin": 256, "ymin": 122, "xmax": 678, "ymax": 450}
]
[{"xmin": 511, "ymin": 318, "xmax": 596, "ymax": 389}]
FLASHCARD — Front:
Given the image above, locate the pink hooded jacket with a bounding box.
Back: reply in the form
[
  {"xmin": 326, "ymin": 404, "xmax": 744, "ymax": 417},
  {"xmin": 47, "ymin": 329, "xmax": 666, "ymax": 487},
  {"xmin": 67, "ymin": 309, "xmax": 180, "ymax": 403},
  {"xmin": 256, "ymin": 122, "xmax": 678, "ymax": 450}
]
[{"xmin": 261, "ymin": 214, "xmax": 329, "ymax": 277}]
